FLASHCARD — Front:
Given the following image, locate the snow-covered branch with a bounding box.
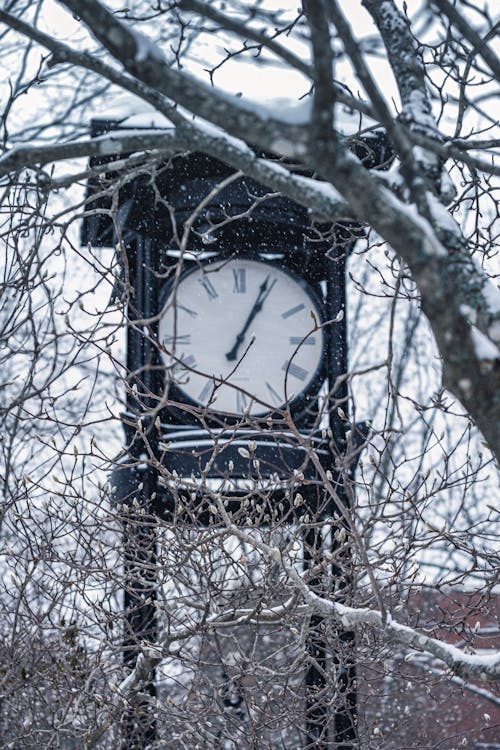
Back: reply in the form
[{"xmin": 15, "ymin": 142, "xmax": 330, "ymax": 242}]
[
  {"xmin": 209, "ymin": 493, "xmax": 500, "ymax": 683},
  {"xmin": 57, "ymin": 0, "xmax": 311, "ymax": 160}
]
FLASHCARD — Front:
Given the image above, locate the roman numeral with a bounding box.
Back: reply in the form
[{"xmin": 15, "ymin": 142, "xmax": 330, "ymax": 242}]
[
  {"xmin": 163, "ymin": 333, "xmax": 191, "ymax": 346},
  {"xmin": 236, "ymin": 391, "xmax": 249, "ymax": 412},
  {"xmin": 178, "ymin": 304, "xmax": 198, "ymax": 318},
  {"xmin": 181, "ymin": 353, "xmax": 197, "ymax": 369},
  {"xmin": 198, "ymin": 276, "xmax": 218, "ymax": 300},
  {"xmin": 282, "ymin": 303, "xmax": 305, "ymax": 319},
  {"xmin": 289, "ymin": 336, "xmax": 316, "ymax": 346},
  {"xmin": 266, "ymin": 381, "xmax": 282, "ymax": 406},
  {"xmin": 282, "ymin": 361, "xmax": 308, "ymax": 382},
  {"xmin": 232, "ymin": 268, "xmax": 246, "ymax": 294},
  {"xmin": 198, "ymin": 379, "xmax": 213, "ymax": 403}
]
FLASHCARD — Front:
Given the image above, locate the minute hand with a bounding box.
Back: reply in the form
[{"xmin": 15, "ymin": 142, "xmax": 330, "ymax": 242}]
[{"xmin": 225, "ymin": 275, "xmax": 277, "ymax": 361}]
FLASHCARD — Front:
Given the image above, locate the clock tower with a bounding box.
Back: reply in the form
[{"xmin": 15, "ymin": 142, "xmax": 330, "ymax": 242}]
[{"xmin": 82, "ymin": 119, "xmax": 392, "ymax": 750}]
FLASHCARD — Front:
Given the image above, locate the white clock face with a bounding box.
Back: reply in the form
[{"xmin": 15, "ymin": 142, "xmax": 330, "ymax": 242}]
[{"xmin": 159, "ymin": 258, "xmax": 325, "ymax": 415}]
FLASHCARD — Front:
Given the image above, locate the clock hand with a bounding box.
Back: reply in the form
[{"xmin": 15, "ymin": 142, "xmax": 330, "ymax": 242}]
[{"xmin": 225, "ymin": 274, "xmax": 277, "ymax": 361}]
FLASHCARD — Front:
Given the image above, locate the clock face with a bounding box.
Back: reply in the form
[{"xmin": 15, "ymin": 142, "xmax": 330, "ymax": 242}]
[{"xmin": 159, "ymin": 258, "xmax": 325, "ymax": 416}]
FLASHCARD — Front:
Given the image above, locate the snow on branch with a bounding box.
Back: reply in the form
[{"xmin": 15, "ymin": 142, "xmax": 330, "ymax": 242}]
[
  {"xmin": 207, "ymin": 491, "xmax": 500, "ymax": 683},
  {"xmin": 406, "ymin": 655, "xmax": 500, "ymax": 708},
  {"xmin": 0, "ymin": 131, "xmax": 180, "ymax": 179},
  {"xmin": 57, "ymin": 0, "xmax": 311, "ymax": 160}
]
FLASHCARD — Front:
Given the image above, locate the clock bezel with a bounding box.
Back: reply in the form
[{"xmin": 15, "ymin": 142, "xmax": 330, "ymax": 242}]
[{"xmin": 157, "ymin": 255, "xmax": 328, "ymax": 423}]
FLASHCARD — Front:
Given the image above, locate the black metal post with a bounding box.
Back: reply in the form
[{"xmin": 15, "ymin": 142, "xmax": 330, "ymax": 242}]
[
  {"xmin": 303, "ymin": 242, "xmax": 355, "ymax": 749},
  {"xmin": 327, "ymin": 242, "xmax": 356, "ymax": 749},
  {"xmin": 122, "ymin": 495, "xmax": 157, "ymax": 750},
  {"xmin": 304, "ymin": 524, "xmax": 330, "ymax": 748},
  {"xmin": 121, "ymin": 234, "xmax": 158, "ymax": 749}
]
